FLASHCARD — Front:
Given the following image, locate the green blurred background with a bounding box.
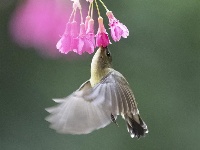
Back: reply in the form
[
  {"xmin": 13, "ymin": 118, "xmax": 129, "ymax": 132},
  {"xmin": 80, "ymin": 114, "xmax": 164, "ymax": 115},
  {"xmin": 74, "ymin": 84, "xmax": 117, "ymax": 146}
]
[{"xmin": 1, "ymin": 0, "xmax": 200, "ymax": 150}]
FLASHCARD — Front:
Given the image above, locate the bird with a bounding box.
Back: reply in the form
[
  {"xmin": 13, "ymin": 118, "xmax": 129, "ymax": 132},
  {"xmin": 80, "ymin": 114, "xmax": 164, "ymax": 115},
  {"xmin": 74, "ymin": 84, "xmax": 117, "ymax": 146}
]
[{"xmin": 45, "ymin": 46, "xmax": 148, "ymax": 138}]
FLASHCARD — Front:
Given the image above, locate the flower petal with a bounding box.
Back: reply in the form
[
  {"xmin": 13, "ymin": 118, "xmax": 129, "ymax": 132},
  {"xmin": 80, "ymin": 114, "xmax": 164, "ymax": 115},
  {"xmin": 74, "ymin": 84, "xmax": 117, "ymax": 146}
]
[
  {"xmin": 56, "ymin": 23, "xmax": 72, "ymax": 54},
  {"xmin": 76, "ymin": 23, "xmax": 95, "ymax": 55},
  {"xmin": 96, "ymin": 17, "xmax": 111, "ymax": 47},
  {"xmin": 70, "ymin": 21, "xmax": 79, "ymax": 52},
  {"xmin": 106, "ymin": 11, "xmax": 129, "ymax": 42}
]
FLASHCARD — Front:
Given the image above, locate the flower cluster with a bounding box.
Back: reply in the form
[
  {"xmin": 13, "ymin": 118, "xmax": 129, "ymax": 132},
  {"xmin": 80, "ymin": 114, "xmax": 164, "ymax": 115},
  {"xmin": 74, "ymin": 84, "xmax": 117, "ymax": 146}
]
[{"xmin": 57, "ymin": 0, "xmax": 129, "ymax": 55}]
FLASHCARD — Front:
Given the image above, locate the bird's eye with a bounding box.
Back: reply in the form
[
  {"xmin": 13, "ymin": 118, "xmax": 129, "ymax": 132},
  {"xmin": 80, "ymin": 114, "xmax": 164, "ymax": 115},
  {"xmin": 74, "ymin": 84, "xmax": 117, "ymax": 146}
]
[{"xmin": 106, "ymin": 51, "xmax": 111, "ymax": 57}]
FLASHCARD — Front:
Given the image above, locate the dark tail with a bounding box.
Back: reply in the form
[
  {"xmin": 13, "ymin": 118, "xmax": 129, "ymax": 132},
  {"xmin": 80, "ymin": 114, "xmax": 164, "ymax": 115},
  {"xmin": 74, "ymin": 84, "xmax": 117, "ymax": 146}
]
[{"xmin": 124, "ymin": 113, "xmax": 148, "ymax": 138}]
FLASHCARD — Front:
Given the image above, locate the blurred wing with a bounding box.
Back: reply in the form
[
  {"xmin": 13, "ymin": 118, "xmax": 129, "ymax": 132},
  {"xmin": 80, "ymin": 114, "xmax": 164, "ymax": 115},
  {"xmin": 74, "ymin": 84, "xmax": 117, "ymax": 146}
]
[
  {"xmin": 87, "ymin": 70, "xmax": 139, "ymax": 117},
  {"xmin": 45, "ymin": 80, "xmax": 112, "ymax": 134}
]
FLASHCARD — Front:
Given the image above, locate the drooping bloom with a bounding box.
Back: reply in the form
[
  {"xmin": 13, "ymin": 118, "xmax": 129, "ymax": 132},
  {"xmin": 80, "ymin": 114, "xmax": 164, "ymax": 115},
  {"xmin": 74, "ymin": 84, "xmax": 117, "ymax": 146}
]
[
  {"xmin": 85, "ymin": 16, "xmax": 91, "ymax": 31},
  {"xmin": 70, "ymin": 21, "xmax": 79, "ymax": 53},
  {"xmin": 56, "ymin": 23, "xmax": 72, "ymax": 54},
  {"xmin": 56, "ymin": 21, "xmax": 80, "ymax": 54},
  {"xmin": 106, "ymin": 11, "xmax": 129, "ymax": 42},
  {"xmin": 96, "ymin": 17, "xmax": 111, "ymax": 47},
  {"xmin": 56, "ymin": 0, "xmax": 129, "ymax": 55},
  {"xmin": 77, "ymin": 23, "xmax": 94, "ymax": 55},
  {"xmin": 86, "ymin": 18, "xmax": 95, "ymax": 48}
]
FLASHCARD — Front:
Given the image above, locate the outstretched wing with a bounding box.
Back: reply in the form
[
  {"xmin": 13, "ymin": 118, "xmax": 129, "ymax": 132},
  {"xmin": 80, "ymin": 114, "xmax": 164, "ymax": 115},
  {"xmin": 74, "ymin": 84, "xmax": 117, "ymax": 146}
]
[
  {"xmin": 45, "ymin": 70, "xmax": 139, "ymax": 135},
  {"xmin": 45, "ymin": 80, "xmax": 112, "ymax": 134}
]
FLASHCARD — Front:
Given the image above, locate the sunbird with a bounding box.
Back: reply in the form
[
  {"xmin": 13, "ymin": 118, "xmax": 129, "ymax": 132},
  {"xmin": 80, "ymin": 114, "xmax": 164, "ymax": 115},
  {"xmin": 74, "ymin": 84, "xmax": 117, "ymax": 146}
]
[{"xmin": 46, "ymin": 47, "xmax": 148, "ymax": 138}]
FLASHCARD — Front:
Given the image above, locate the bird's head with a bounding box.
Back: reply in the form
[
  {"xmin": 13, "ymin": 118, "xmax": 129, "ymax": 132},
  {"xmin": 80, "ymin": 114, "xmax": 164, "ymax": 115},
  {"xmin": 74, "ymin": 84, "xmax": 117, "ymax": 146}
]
[{"xmin": 91, "ymin": 46, "xmax": 112, "ymax": 70}]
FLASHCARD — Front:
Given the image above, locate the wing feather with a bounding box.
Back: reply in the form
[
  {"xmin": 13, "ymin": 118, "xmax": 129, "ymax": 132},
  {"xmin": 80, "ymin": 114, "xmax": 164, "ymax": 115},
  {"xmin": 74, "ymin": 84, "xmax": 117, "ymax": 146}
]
[
  {"xmin": 107, "ymin": 83, "xmax": 119, "ymax": 115},
  {"xmin": 46, "ymin": 70, "xmax": 139, "ymax": 135},
  {"xmin": 116, "ymin": 81, "xmax": 129, "ymax": 113},
  {"xmin": 46, "ymin": 95, "xmax": 111, "ymax": 134},
  {"xmin": 95, "ymin": 70, "xmax": 139, "ymax": 116}
]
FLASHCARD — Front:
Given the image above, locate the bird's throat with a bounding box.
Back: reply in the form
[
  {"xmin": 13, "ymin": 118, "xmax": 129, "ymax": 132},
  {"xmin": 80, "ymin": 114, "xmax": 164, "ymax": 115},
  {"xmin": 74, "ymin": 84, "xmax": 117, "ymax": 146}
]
[
  {"xmin": 90, "ymin": 48, "xmax": 111, "ymax": 87},
  {"xmin": 90, "ymin": 61, "xmax": 104, "ymax": 87}
]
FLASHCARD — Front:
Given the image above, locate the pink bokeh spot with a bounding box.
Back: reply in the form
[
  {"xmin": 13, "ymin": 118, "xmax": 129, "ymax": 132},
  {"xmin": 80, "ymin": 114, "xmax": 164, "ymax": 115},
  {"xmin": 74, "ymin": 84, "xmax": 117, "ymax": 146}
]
[
  {"xmin": 106, "ymin": 11, "xmax": 129, "ymax": 42},
  {"xmin": 9, "ymin": 0, "xmax": 71, "ymax": 58}
]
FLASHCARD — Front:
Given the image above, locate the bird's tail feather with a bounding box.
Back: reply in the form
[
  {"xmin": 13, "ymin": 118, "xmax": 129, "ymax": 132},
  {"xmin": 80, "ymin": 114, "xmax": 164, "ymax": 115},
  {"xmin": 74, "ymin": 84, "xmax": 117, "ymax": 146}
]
[{"xmin": 124, "ymin": 113, "xmax": 148, "ymax": 138}]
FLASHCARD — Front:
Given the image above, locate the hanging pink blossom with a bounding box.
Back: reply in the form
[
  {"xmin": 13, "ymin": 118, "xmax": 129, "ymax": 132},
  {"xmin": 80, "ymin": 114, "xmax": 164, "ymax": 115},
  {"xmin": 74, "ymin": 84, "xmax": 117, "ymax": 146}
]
[
  {"xmin": 56, "ymin": 23, "xmax": 72, "ymax": 54},
  {"xmin": 55, "ymin": 0, "xmax": 129, "ymax": 55},
  {"xmin": 77, "ymin": 23, "xmax": 94, "ymax": 55},
  {"xmin": 106, "ymin": 11, "xmax": 129, "ymax": 42},
  {"xmin": 70, "ymin": 21, "xmax": 79, "ymax": 53},
  {"xmin": 96, "ymin": 17, "xmax": 111, "ymax": 47},
  {"xmin": 85, "ymin": 16, "xmax": 91, "ymax": 31},
  {"xmin": 86, "ymin": 18, "xmax": 96, "ymax": 48}
]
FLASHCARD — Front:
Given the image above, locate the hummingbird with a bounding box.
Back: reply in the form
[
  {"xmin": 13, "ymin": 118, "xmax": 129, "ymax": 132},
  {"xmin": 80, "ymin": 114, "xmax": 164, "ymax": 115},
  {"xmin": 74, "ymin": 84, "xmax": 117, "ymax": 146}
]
[{"xmin": 45, "ymin": 47, "xmax": 148, "ymax": 138}]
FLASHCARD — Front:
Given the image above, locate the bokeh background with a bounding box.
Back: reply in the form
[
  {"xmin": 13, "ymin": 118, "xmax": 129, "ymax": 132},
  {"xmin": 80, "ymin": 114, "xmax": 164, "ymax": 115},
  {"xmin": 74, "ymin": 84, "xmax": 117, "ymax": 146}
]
[{"xmin": 1, "ymin": 0, "xmax": 200, "ymax": 150}]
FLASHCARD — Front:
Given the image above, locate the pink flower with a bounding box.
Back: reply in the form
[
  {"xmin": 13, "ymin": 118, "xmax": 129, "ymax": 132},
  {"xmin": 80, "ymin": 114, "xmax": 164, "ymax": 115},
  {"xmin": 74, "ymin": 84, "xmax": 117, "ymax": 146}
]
[
  {"xmin": 56, "ymin": 21, "xmax": 80, "ymax": 54},
  {"xmin": 85, "ymin": 16, "xmax": 91, "ymax": 31},
  {"xmin": 96, "ymin": 17, "xmax": 111, "ymax": 47},
  {"xmin": 70, "ymin": 21, "xmax": 79, "ymax": 53},
  {"xmin": 106, "ymin": 11, "xmax": 129, "ymax": 42},
  {"xmin": 86, "ymin": 18, "xmax": 95, "ymax": 48},
  {"xmin": 77, "ymin": 23, "xmax": 94, "ymax": 55},
  {"xmin": 56, "ymin": 23, "xmax": 72, "ymax": 54}
]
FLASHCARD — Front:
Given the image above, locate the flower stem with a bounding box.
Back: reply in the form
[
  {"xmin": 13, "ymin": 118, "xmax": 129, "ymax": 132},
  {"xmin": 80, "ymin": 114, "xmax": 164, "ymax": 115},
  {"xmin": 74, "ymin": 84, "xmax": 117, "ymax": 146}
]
[
  {"xmin": 73, "ymin": 8, "xmax": 77, "ymax": 21},
  {"xmin": 91, "ymin": 2, "xmax": 94, "ymax": 19},
  {"xmin": 88, "ymin": 2, "xmax": 91, "ymax": 16},
  {"xmin": 95, "ymin": 0, "xmax": 101, "ymax": 17},
  {"xmin": 68, "ymin": 9, "xmax": 75, "ymax": 22},
  {"xmin": 98, "ymin": 0, "xmax": 109, "ymax": 12},
  {"xmin": 79, "ymin": 8, "xmax": 83, "ymax": 23}
]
